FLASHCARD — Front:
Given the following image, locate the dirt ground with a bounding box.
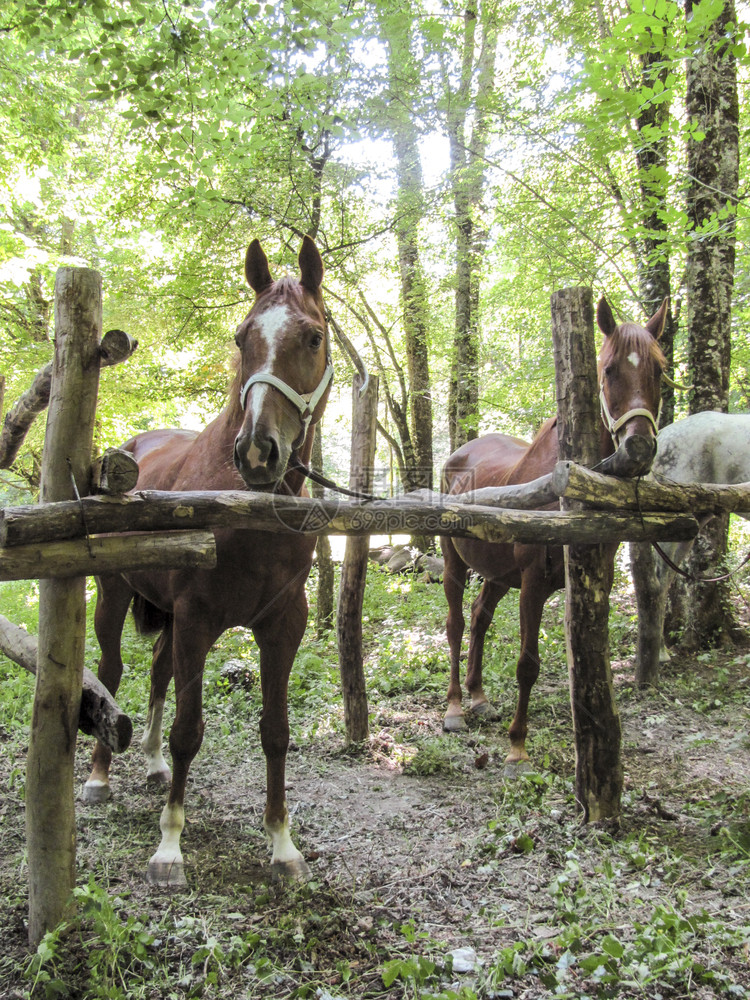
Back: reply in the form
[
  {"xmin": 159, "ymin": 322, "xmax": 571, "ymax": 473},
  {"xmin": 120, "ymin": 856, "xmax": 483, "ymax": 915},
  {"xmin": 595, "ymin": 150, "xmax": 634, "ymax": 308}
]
[{"xmin": 1, "ymin": 591, "xmax": 750, "ymax": 998}]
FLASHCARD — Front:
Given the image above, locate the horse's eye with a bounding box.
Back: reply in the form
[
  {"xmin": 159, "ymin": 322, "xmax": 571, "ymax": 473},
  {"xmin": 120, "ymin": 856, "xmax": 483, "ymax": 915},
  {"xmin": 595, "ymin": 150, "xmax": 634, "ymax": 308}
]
[
  {"xmin": 235, "ymin": 332, "xmax": 242, "ymax": 348},
  {"xmin": 310, "ymin": 332, "xmax": 323, "ymax": 350}
]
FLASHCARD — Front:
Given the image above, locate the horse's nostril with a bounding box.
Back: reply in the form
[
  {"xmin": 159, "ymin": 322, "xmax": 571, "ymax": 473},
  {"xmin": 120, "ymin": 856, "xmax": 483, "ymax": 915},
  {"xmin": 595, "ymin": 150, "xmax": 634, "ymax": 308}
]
[{"xmin": 266, "ymin": 436, "xmax": 280, "ymax": 465}]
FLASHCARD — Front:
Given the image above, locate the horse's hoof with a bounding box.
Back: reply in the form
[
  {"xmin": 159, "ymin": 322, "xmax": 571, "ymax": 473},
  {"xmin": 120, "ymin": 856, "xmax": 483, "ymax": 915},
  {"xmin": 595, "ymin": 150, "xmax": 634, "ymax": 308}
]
[
  {"xmin": 443, "ymin": 714, "xmax": 467, "ymax": 733},
  {"xmin": 468, "ymin": 701, "xmax": 500, "ymax": 723},
  {"xmin": 271, "ymin": 858, "xmax": 311, "ymax": 882},
  {"xmin": 80, "ymin": 781, "xmax": 111, "ymax": 804},
  {"xmin": 503, "ymin": 759, "xmax": 533, "ymax": 779},
  {"xmin": 146, "ymin": 769, "xmax": 172, "ymax": 788},
  {"xmin": 147, "ymin": 860, "xmax": 187, "ymax": 888}
]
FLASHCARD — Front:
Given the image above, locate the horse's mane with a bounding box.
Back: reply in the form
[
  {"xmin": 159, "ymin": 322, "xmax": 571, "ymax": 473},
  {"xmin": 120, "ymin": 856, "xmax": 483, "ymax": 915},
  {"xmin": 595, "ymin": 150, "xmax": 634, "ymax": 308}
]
[{"xmin": 598, "ymin": 322, "xmax": 667, "ymax": 375}]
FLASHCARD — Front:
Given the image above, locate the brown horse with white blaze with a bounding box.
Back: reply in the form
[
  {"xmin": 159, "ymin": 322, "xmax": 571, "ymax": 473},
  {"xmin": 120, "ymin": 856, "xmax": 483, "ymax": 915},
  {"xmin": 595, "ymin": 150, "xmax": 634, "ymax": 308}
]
[
  {"xmin": 440, "ymin": 297, "xmax": 668, "ymax": 767},
  {"xmin": 82, "ymin": 237, "xmax": 333, "ymax": 885}
]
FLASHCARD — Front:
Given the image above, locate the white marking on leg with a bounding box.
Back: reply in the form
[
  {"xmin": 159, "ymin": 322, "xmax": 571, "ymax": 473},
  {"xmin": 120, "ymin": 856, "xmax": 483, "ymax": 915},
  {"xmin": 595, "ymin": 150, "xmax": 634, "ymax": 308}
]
[
  {"xmin": 149, "ymin": 802, "xmax": 185, "ymax": 868},
  {"xmin": 264, "ymin": 809, "xmax": 304, "ymax": 866},
  {"xmin": 141, "ymin": 698, "xmax": 170, "ymax": 780}
]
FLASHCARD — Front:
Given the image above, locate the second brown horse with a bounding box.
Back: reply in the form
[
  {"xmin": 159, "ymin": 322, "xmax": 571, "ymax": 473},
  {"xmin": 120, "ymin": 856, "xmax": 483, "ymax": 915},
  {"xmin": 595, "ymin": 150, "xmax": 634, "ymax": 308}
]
[{"xmin": 441, "ymin": 298, "xmax": 667, "ymax": 766}]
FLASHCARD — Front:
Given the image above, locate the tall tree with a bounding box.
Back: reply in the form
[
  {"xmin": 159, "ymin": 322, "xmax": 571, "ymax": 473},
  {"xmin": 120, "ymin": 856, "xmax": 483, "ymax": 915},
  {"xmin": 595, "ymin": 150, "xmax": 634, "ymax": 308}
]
[
  {"xmin": 385, "ymin": 16, "xmax": 434, "ymax": 491},
  {"xmin": 680, "ymin": 0, "xmax": 740, "ymax": 646},
  {"xmin": 443, "ymin": 0, "xmax": 498, "ymax": 451}
]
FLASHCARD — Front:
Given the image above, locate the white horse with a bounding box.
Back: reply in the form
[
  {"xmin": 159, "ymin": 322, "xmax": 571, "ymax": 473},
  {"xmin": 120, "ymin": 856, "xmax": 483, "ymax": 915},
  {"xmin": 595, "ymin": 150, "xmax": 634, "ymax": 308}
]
[{"xmin": 630, "ymin": 411, "xmax": 750, "ymax": 685}]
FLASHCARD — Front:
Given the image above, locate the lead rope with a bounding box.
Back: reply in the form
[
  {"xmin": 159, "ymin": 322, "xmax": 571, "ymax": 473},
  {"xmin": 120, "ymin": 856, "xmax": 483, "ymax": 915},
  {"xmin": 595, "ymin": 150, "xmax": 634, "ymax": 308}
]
[
  {"xmin": 651, "ymin": 539, "xmax": 750, "ymax": 584},
  {"xmin": 288, "ymin": 454, "xmax": 378, "ymax": 502},
  {"xmin": 631, "ymin": 473, "xmax": 750, "ymax": 583}
]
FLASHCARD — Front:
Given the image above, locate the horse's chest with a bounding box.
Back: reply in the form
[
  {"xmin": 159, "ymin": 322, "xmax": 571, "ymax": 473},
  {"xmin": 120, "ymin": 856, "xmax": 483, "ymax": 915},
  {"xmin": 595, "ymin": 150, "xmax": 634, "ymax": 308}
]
[{"xmin": 213, "ymin": 530, "xmax": 316, "ymax": 615}]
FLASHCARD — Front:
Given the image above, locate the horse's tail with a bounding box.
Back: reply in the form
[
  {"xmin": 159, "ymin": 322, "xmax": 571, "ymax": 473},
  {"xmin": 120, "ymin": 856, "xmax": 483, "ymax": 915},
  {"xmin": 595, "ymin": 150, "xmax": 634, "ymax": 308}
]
[{"xmin": 131, "ymin": 595, "xmax": 171, "ymax": 636}]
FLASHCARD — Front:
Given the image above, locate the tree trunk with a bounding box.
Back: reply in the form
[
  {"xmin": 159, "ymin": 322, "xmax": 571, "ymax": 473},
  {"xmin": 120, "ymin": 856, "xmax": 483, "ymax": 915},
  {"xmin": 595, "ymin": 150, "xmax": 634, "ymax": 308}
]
[
  {"xmin": 337, "ymin": 374, "xmax": 378, "ymax": 743},
  {"xmin": 26, "ymin": 267, "xmax": 102, "ymax": 948},
  {"xmin": 552, "ymin": 287, "xmax": 623, "ymax": 825},
  {"xmin": 635, "ymin": 45, "xmax": 677, "ymax": 427},
  {"xmin": 446, "ymin": 1, "xmax": 497, "ymax": 451},
  {"xmin": 681, "ymin": 0, "xmax": 739, "ymax": 646},
  {"xmin": 387, "ymin": 30, "xmax": 433, "ymax": 491}
]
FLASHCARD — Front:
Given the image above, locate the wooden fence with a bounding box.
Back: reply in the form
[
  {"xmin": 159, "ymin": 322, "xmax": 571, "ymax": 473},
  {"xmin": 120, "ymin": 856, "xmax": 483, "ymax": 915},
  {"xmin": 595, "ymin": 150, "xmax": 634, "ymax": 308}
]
[{"xmin": 3, "ymin": 272, "xmax": 750, "ymax": 948}]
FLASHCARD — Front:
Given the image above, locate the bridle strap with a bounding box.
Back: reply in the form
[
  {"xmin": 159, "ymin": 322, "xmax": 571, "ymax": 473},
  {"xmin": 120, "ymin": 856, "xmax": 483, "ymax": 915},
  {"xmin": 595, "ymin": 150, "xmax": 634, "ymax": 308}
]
[
  {"xmin": 599, "ymin": 386, "xmax": 660, "ymax": 442},
  {"xmin": 239, "ymin": 362, "xmax": 334, "ymax": 440}
]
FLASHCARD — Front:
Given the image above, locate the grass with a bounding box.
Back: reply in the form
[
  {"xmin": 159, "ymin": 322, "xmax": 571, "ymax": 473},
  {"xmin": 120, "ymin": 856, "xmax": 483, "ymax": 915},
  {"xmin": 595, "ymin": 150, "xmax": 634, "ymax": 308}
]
[{"xmin": 2, "ymin": 554, "xmax": 750, "ymax": 998}]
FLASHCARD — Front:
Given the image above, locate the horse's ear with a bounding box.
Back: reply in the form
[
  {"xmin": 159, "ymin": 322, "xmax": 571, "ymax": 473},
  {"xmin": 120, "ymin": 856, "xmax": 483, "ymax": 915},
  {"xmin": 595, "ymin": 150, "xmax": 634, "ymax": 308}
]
[
  {"xmin": 596, "ymin": 297, "xmax": 618, "ymax": 337},
  {"xmin": 298, "ymin": 235, "xmax": 324, "ymax": 292},
  {"xmin": 645, "ymin": 297, "xmax": 669, "ymax": 341},
  {"xmin": 245, "ymin": 240, "xmax": 273, "ymax": 294}
]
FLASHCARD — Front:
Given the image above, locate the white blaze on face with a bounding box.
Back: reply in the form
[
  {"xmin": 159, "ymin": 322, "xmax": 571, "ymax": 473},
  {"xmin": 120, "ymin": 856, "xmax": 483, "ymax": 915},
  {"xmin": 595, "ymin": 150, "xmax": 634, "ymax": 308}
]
[
  {"xmin": 245, "ymin": 304, "xmax": 290, "ymax": 465},
  {"xmin": 628, "ymin": 351, "xmax": 641, "ymax": 368}
]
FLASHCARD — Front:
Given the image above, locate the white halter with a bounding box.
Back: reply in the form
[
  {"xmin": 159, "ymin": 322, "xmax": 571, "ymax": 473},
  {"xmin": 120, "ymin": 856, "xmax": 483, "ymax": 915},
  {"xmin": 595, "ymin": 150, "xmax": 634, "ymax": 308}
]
[
  {"xmin": 239, "ymin": 361, "xmax": 334, "ymax": 443},
  {"xmin": 599, "ymin": 385, "xmax": 661, "ymax": 444}
]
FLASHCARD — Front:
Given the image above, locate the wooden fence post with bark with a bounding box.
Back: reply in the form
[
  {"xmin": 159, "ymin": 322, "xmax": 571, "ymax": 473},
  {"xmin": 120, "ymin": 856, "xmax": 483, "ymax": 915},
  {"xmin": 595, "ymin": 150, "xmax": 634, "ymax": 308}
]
[
  {"xmin": 551, "ymin": 287, "xmax": 623, "ymax": 825},
  {"xmin": 26, "ymin": 268, "xmax": 102, "ymax": 947},
  {"xmin": 337, "ymin": 373, "xmax": 379, "ymax": 743}
]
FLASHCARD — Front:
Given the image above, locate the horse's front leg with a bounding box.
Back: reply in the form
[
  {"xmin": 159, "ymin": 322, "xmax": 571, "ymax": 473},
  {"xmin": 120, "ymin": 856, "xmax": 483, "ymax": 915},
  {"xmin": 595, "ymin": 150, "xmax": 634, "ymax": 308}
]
[
  {"xmin": 253, "ymin": 603, "xmax": 310, "ymax": 879},
  {"xmin": 441, "ymin": 537, "xmax": 469, "ymax": 732},
  {"xmin": 465, "ymin": 578, "xmax": 508, "ymax": 723},
  {"xmin": 82, "ymin": 575, "xmax": 133, "ymax": 804},
  {"xmin": 147, "ymin": 615, "xmax": 212, "ymax": 887}
]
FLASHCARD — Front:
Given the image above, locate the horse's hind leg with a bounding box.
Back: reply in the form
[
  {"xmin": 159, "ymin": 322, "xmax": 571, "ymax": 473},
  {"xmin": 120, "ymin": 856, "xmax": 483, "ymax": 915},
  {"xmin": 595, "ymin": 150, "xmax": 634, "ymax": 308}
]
[
  {"xmin": 441, "ymin": 536, "xmax": 469, "ymax": 732},
  {"xmin": 82, "ymin": 575, "xmax": 133, "ymax": 804},
  {"xmin": 465, "ymin": 578, "xmax": 508, "ymax": 722},
  {"xmin": 506, "ymin": 569, "xmax": 555, "ymax": 771},
  {"xmin": 141, "ymin": 623, "xmax": 174, "ymax": 787}
]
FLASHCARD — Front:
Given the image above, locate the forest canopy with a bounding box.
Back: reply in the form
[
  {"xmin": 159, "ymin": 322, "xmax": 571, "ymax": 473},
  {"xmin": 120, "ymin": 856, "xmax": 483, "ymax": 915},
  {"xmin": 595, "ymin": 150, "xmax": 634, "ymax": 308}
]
[{"xmin": 1, "ymin": 0, "xmax": 748, "ymax": 493}]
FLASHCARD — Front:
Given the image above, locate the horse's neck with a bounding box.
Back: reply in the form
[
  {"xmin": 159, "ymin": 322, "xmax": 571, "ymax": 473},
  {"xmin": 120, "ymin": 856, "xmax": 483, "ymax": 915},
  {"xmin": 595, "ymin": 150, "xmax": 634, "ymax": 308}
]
[{"xmin": 508, "ymin": 416, "xmax": 614, "ymax": 484}]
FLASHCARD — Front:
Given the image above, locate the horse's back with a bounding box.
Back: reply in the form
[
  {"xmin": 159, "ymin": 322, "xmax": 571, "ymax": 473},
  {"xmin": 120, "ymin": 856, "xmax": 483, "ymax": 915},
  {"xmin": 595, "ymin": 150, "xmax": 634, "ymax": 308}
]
[
  {"xmin": 655, "ymin": 412, "xmax": 750, "ymax": 485},
  {"xmin": 443, "ymin": 433, "xmax": 530, "ymax": 493},
  {"xmin": 122, "ymin": 428, "xmax": 200, "ymax": 491}
]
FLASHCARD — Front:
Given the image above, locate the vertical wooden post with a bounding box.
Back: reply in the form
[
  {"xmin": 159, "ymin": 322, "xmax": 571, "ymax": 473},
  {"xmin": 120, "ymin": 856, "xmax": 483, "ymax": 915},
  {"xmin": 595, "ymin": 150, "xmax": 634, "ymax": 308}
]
[
  {"xmin": 337, "ymin": 373, "xmax": 378, "ymax": 743},
  {"xmin": 311, "ymin": 429, "xmax": 335, "ymax": 636},
  {"xmin": 551, "ymin": 287, "xmax": 623, "ymax": 825},
  {"xmin": 26, "ymin": 268, "xmax": 102, "ymax": 947}
]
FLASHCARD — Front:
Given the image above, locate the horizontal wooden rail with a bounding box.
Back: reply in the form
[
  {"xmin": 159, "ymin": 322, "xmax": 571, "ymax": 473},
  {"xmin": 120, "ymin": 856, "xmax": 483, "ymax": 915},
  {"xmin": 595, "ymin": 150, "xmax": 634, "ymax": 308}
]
[
  {"xmin": 0, "ymin": 489, "xmax": 698, "ymax": 548},
  {"xmin": 0, "ymin": 529, "xmax": 216, "ymax": 580},
  {"xmin": 551, "ymin": 462, "xmax": 750, "ymax": 515}
]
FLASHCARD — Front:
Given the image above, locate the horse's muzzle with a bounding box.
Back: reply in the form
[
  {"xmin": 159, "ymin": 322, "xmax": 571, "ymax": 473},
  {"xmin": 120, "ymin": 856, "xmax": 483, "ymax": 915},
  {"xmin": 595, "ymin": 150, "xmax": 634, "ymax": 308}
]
[
  {"xmin": 233, "ymin": 430, "xmax": 289, "ymax": 487},
  {"xmin": 597, "ymin": 433, "xmax": 657, "ymax": 478}
]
